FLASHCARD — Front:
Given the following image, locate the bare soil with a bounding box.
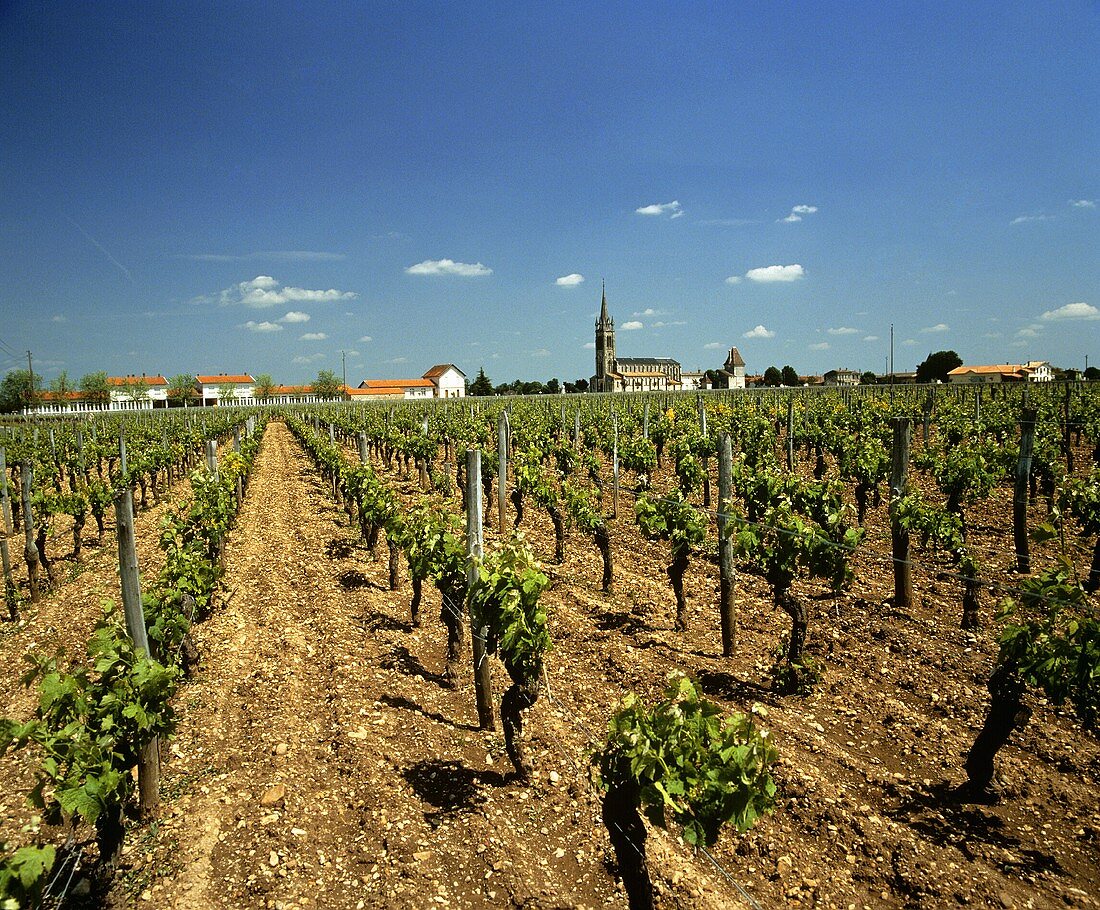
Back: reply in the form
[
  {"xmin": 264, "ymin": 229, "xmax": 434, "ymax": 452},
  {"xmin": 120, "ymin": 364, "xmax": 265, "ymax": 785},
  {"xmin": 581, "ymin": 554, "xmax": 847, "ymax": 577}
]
[{"xmin": 6, "ymin": 421, "xmax": 1099, "ymax": 910}]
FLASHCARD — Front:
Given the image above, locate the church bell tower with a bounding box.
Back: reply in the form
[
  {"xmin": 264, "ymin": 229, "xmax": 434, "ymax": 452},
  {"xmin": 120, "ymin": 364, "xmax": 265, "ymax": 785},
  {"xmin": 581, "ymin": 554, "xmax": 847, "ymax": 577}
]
[{"xmin": 594, "ymin": 281, "xmax": 616, "ymax": 392}]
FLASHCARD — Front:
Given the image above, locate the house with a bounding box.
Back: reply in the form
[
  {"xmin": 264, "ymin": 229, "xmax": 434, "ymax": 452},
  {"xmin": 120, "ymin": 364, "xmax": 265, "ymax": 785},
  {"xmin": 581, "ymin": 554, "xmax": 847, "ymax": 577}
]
[
  {"xmin": 824, "ymin": 368, "xmax": 861, "ymax": 387},
  {"xmin": 108, "ymin": 374, "xmax": 169, "ymax": 409},
  {"xmin": 196, "ymin": 374, "xmax": 256, "ymax": 406},
  {"xmin": 948, "ymin": 361, "xmax": 1053, "ymax": 384},
  {"xmin": 681, "ymin": 371, "xmax": 708, "ymax": 390},
  {"xmin": 591, "ymin": 285, "xmax": 682, "ymax": 392},
  {"xmin": 423, "ymin": 364, "xmax": 466, "ymax": 398},
  {"xmin": 356, "ymin": 365, "xmax": 468, "ymax": 400},
  {"xmin": 712, "ymin": 348, "xmax": 746, "ymax": 390},
  {"xmin": 357, "ymin": 378, "xmax": 436, "ymax": 399}
]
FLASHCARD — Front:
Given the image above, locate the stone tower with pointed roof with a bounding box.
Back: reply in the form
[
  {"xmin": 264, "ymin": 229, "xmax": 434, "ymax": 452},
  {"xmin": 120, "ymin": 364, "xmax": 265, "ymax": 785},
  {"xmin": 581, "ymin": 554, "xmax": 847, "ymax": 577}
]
[{"xmin": 594, "ymin": 280, "xmax": 617, "ymax": 392}]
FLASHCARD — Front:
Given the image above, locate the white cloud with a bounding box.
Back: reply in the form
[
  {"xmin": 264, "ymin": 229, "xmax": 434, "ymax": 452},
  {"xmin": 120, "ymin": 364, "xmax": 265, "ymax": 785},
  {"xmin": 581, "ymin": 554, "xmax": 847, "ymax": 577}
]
[
  {"xmin": 1041, "ymin": 302, "xmax": 1099, "ymax": 321},
  {"xmin": 1069, "ymin": 199, "xmax": 1096, "ymax": 208},
  {"xmin": 358, "ymin": 335, "xmax": 373, "ymax": 342},
  {"xmin": 531, "ymin": 348, "xmax": 551, "ymax": 357},
  {"xmin": 827, "ymin": 326, "xmax": 858, "ymax": 336},
  {"xmin": 921, "ymin": 323, "xmax": 949, "ymax": 333},
  {"xmin": 243, "ymin": 320, "xmax": 283, "ymax": 333},
  {"xmin": 745, "ymin": 264, "xmax": 805, "ymax": 283},
  {"xmin": 1017, "ymin": 327, "xmax": 1040, "ymax": 338},
  {"xmin": 216, "ymin": 275, "xmax": 358, "ymax": 309},
  {"xmin": 555, "ymin": 273, "xmax": 585, "ymax": 287},
  {"xmin": 300, "ymin": 332, "xmax": 327, "ymax": 341},
  {"xmin": 809, "ymin": 341, "xmax": 830, "ymax": 350},
  {"xmin": 345, "ymin": 350, "xmax": 360, "ymax": 358},
  {"xmin": 1010, "ymin": 214, "xmax": 1054, "ymax": 225},
  {"xmin": 862, "ymin": 335, "xmax": 879, "ymax": 342},
  {"xmin": 632, "ymin": 308, "xmax": 663, "ymax": 316},
  {"xmin": 388, "ymin": 356, "xmax": 408, "ymax": 364},
  {"xmin": 583, "ymin": 342, "xmax": 596, "ymax": 349},
  {"xmin": 405, "ymin": 258, "xmax": 492, "ymax": 277},
  {"xmin": 650, "ymin": 320, "xmax": 685, "ymax": 328},
  {"xmin": 635, "ymin": 201, "xmax": 684, "ymax": 218},
  {"xmin": 902, "ymin": 338, "xmax": 917, "ymax": 346},
  {"xmin": 743, "ymin": 325, "xmax": 776, "ymax": 339},
  {"xmin": 279, "ymin": 311, "xmax": 310, "ymax": 323},
  {"xmin": 51, "ymin": 314, "xmax": 67, "ymax": 323},
  {"xmin": 703, "ymin": 342, "xmax": 725, "ymax": 350},
  {"xmin": 621, "ymin": 320, "xmax": 644, "ymax": 330},
  {"xmin": 779, "ymin": 204, "xmax": 818, "ymax": 223},
  {"xmin": 292, "ymin": 353, "xmax": 325, "ymax": 364},
  {"xmin": 725, "ymin": 276, "xmax": 743, "ymax": 285}
]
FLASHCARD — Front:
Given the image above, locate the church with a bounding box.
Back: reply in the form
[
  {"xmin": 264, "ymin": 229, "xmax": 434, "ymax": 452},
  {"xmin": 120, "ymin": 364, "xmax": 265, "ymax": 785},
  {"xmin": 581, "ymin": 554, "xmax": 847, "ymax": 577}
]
[{"xmin": 591, "ymin": 285, "xmax": 682, "ymax": 392}]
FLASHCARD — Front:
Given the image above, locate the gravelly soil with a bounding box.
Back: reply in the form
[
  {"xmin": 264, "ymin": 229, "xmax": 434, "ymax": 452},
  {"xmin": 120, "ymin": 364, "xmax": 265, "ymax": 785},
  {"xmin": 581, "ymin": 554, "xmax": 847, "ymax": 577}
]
[{"xmin": 5, "ymin": 420, "xmax": 1098, "ymax": 910}]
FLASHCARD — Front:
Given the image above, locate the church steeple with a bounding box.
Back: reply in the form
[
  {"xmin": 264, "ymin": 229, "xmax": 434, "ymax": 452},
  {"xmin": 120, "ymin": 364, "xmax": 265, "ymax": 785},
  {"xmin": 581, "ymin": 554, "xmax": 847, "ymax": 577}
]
[
  {"xmin": 594, "ymin": 280, "xmax": 616, "ymax": 391},
  {"xmin": 596, "ymin": 278, "xmax": 612, "ymax": 329}
]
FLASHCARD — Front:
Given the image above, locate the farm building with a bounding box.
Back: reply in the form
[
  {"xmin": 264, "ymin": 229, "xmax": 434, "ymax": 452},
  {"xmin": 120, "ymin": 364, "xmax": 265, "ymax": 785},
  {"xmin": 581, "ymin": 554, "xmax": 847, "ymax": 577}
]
[
  {"xmin": 947, "ymin": 360, "xmax": 1053, "ymax": 384},
  {"xmin": 356, "ymin": 365, "xmax": 467, "ymax": 400},
  {"xmin": 196, "ymin": 374, "xmax": 257, "ymax": 406}
]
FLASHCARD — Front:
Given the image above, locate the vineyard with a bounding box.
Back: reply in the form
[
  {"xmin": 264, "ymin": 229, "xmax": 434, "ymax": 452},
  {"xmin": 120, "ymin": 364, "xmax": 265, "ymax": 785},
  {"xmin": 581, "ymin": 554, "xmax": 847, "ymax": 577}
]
[{"xmin": 1, "ymin": 383, "xmax": 1098, "ymax": 910}]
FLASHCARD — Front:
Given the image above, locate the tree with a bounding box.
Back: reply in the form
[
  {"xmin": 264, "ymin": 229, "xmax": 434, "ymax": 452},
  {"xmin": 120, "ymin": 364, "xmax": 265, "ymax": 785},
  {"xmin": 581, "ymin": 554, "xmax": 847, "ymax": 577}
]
[
  {"xmin": 218, "ymin": 383, "xmax": 239, "ymax": 406},
  {"xmin": 312, "ymin": 369, "xmax": 345, "ymax": 400},
  {"xmin": 79, "ymin": 371, "xmax": 110, "ymax": 406},
  {"xmin": 860, "ymin": 371, "xmax": 878, "ymax": 385},
  {"xmin": 0, "ymin": 370, "xmax": 40, "ymax": 413},
  {"xmin": 1084, "ymin": 366, "xmax": 1100, "ymax": 382},
  {"xmin": 915, "ymin": 350, "xmax": 962, "ymax": 384},
  {"xmin": 545, "ymin": 377, "xmax": 561, "ymax": 395},
  {"xmin": 254, "ymin": 373, "xmax": 276, "ymax": 400},
  {"xmin": 780, "ymin": 365, "xmax": 799, "ymax": 387},
  {"xmin": 469, "ymin": 367, "xmax": 494, "ymax": 396},
  {"xmin": 763, "ymin": 366, "xmax": 783, "ymax": 387},
  {"xmin": 167, "ymin": 374, "xmax": 198, "ymax": 406},
  {"xmin": 573, "ymin": 378, "xmax": 589, "ymax": 393},
  {"xmin": 49, "ymin": 371, "xmax": 74, "ymax": 398}
]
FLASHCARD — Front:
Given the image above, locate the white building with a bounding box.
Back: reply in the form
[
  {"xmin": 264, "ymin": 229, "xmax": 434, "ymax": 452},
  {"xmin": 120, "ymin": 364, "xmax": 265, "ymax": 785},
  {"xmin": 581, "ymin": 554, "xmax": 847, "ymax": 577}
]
[
  {"xmin": 423, "ymin": 364, "xmax": 466, "ymax": 398},
  {"xmin": 196, "ymin": 374, "xmax": 257, "ymax": 406}
]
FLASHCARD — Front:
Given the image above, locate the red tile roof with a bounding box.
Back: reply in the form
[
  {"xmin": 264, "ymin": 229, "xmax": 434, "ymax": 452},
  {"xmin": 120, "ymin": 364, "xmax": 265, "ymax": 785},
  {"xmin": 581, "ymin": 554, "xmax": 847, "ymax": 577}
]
[
  {"xmin": 423, "ymin": 363, "xmax": 465, "ymax": 379},
  {"xmin": 108, "ymin": 375, "xmax": 169, "ymax": 386},
  {"xmin": 196, "ymin": 374, "xmax": 255, "ymax": 384},
  {"xmin": 360, "ymin": 378, "xmax": 435, "ymax": 389}
]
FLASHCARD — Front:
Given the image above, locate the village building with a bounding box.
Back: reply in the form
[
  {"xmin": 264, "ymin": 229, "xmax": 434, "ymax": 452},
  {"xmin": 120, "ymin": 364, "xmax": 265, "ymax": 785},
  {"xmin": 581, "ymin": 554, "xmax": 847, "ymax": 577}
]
[
  {"xmin": 711, "ymin": 348, "xmax": 747, "ymax": 390},
  {"xmin": 947, "ymin": 360, "xmax": 1053, "ymax": 384},
  {"xmin": 824, "ymin": 368, "xmax": 861, "ymax": 387},
  {"xmin": 196, "ymin": 374, "xmax": 257, "ymax": 406},
  {"xmin": 591, "ymin": 286, "xmax": 682, "ymax": 392},
  {"xmin": 356, "ymin": 364, "xmax": 467, "ymax": 400}
]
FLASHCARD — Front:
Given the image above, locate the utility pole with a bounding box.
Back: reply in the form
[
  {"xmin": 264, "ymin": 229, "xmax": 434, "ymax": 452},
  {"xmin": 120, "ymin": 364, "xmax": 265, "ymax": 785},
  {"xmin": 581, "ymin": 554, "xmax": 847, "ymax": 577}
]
[
  {"xmin": 889, "ymin": 324, "xmax": 894, "ymax": 383},
  {"xmin": 26, "ymin": 351, "xmax": 35, "ymax": 411},
  {"xmin": 341, "ymin": 350, "xmax": 346, "ymax": 392}
]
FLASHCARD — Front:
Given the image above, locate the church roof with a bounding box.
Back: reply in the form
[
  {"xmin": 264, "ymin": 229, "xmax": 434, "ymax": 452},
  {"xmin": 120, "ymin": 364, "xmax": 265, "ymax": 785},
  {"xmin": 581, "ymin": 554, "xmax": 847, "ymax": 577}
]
[
  {"xmin": 724, "ymin": 347, "xmax": 745, "ymax": 368},
  {"xmin": 616, "ymin": 357, "xmax": 680, "ymax": 366}
]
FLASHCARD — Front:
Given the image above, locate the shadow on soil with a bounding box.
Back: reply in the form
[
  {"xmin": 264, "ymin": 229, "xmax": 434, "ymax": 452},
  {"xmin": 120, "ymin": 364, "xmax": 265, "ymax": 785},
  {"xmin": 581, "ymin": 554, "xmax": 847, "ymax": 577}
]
[
  {"xmin": 695, "ymin": 670, "xmax": 777, "ymax": 705},
  {"xmin": 595, "ymin": 609, "xmax": 652, "ymax": 635},
  {"xmin": 338, "ymin": 569, "xmax": 385, "ymax": 591},
  {"xmin": 380, "ymin": 645, "xmax": 451, "ymax": 688},
  {"xmin": 379, "ymin": 694, "xmax": 480, "ymax": 732},
  {"xmin": 325, "ymin": 538, "xmax": 357, "ymax": 560},
  {"xmin": 893, "ymin": 782, "xmax": 1067, "ymax": 878},
  {"xmin": 364, "ymin": 611, "xmax": 414, "ymax": 634},
  {"xmin": 403, "ymin": 759, "xmax": 509, "ymax": 826}
]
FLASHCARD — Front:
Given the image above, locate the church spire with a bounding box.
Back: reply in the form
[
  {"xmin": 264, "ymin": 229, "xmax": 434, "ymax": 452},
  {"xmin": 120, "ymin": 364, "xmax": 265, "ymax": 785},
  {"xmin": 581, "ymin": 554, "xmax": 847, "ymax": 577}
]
[{"xmin": 597, "ymin": 278, "xmax": 612, "ymax": 328}]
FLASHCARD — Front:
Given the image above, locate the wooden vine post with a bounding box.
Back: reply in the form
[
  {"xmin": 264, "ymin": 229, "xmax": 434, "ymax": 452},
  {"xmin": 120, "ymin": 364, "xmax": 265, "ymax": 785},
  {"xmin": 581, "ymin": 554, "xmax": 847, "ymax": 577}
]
[
  {"xmin": 358, "ymin": 431, "xmax": 369, "ymax": 465},
  {"xmin": 612, "ymin": 415, "xmax": 620, "ymax": 520},
  {"xmin": 20, "ymin": 462, "xmax": 40, "ymax": 603},
  {"xmin": 699, "ymin": 396, "xmax": 711, "ymax": 508},
  {"xmin": 497, "ymin": 412, "xmax": 509, "ymax": 530},
  {"xmin": 114, "ymin": 487, "xmax": 160, "ymax": 814},
  {"xmin": 785, "ymin": 397, "xmax": 795, "ymax": 471},
  {"xmin": 717, "ymin": 433, "xmax": 737, "ymax": 656},
  {"xmin": 889, "ymin": 418, "xmax": 913, "ymax": 611},
  {"xmin": 466, "ymin": 449, "xmax": 495, "ymax": 730},
  {"xmin": 1013, "ymin": 409, "xmax": 1037, "ymax": 573},
  {"xmin": 0, "ymin": 449, "xmax": 16, "ymax": 619}
]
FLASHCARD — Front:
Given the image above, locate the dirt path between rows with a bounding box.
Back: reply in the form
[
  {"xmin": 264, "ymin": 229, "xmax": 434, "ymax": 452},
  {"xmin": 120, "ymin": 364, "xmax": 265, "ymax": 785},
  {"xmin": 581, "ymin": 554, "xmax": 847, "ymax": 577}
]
[{"xmin": 136, "ymin": 422, "xmax": 679, "ymax": 910}]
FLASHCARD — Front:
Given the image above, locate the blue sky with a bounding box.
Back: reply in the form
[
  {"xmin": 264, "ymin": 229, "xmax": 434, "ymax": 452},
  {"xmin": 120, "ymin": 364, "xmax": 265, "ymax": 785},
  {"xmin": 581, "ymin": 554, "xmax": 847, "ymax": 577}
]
[{"xmin": 1, "ymin": 1, "xmax": 1097, "ymax": 386}]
